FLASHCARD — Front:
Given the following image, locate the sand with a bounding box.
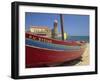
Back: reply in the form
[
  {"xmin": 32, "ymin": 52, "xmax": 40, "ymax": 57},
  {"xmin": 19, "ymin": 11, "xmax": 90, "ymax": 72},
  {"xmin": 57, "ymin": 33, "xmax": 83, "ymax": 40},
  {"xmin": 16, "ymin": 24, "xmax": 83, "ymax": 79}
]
[{"xmin": 75, "ymin": 43, "xmax": 89, "ymax": 66}]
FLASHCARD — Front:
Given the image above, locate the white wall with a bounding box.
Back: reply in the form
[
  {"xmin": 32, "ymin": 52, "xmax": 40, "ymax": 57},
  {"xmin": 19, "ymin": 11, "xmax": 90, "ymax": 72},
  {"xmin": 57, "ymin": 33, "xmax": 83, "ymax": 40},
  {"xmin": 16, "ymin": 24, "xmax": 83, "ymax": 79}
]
[{"xmin": 0, "ymin": 0, "xmax": 99, "ymax": 81}]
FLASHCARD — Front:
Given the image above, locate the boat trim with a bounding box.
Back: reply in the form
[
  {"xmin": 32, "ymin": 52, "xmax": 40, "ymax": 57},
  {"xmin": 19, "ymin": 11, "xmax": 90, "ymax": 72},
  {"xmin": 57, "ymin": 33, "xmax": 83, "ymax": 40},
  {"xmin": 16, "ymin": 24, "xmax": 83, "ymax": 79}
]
[{"xmin": 26, "ymin": 45, "xmax": 82, "ymax": 52}]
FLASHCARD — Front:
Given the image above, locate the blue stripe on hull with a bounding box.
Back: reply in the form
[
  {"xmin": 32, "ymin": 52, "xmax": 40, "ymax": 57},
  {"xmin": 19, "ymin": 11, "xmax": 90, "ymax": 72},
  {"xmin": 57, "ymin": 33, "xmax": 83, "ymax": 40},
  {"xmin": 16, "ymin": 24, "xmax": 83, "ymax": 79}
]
[{"xmin": 26, "ymin": 39, "xmax": 80, "ymax": 51}]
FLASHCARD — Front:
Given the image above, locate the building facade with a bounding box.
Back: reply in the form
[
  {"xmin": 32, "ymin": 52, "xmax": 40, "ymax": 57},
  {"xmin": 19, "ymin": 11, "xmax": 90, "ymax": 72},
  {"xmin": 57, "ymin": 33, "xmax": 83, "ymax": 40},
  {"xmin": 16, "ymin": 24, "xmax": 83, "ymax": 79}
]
[{"xmin": 30, "ymin": 26, "xmax": 52, "ymax": 37}]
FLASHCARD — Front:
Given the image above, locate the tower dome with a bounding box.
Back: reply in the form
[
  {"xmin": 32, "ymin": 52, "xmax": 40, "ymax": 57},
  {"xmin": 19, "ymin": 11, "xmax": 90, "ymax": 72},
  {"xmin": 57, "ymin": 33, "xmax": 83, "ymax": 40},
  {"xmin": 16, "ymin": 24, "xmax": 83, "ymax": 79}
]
[{"xmin": 54, "ymin": 20, "xmax": 58, "ymax": 23}]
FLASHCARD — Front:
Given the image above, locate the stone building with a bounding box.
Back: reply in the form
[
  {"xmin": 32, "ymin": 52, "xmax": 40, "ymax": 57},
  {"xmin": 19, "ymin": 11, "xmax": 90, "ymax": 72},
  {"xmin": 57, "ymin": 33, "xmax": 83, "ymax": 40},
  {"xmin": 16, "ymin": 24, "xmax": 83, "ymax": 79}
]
[
  {"xmin": 29, "ymin": 20, "xmax": 58, "ymax": 39},
  {"xmin": 29, "ymin": 26, "xmax": 52, "ymax": 37}
]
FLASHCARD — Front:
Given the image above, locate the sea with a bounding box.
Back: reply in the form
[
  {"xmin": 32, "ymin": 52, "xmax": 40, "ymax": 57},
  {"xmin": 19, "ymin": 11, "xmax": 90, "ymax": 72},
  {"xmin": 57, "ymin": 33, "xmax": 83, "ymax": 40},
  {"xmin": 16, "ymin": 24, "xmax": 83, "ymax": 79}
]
[{"xmin": 67, "ymin": 36, "xmax": 89, "ymax": 42}]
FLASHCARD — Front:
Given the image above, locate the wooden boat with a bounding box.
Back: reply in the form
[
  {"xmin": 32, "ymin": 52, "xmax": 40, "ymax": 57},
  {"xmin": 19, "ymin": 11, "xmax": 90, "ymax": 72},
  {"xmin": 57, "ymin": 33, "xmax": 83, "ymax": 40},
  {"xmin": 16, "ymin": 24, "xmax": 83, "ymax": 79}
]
[{"xmin": 25, "ymin": 32, "xmax": 86, "ymax": 68}]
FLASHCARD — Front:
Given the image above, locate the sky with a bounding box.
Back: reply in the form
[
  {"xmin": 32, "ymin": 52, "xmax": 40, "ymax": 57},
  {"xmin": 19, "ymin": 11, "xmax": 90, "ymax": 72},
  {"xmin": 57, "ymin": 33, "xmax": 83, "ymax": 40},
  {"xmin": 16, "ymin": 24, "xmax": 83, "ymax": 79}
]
[{"xmin": 25, "ymin": 12, "xmax": 89, "ymax": 36}]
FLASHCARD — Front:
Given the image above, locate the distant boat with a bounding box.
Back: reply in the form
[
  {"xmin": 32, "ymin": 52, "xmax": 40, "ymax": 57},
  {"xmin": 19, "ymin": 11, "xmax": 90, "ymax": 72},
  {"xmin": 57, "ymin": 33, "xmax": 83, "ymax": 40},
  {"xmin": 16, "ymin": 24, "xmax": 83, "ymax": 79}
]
[{"xmin": 25, "ymin": 32, "xmax": 86, "ymax": 68}]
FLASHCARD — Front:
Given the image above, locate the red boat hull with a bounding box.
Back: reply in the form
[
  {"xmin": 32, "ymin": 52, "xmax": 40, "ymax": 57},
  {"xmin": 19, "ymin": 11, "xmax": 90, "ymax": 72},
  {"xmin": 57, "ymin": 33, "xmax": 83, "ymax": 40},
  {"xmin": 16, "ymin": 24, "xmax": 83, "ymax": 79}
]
[
  {"xmin": 25, "ymin": 32, "xmax": 86, "ymax": 68},
  {"xmin": 26, "ymin": 45, "xmax": 85, "ymax": 68}
]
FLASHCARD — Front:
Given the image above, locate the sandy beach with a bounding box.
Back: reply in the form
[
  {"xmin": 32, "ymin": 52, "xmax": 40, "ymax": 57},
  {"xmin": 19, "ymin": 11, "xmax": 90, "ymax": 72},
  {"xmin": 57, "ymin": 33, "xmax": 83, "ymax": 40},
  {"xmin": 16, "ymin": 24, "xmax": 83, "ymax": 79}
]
[{"xmin": 75, "ymin": 43, "xmax": 89, "ymax": 66}]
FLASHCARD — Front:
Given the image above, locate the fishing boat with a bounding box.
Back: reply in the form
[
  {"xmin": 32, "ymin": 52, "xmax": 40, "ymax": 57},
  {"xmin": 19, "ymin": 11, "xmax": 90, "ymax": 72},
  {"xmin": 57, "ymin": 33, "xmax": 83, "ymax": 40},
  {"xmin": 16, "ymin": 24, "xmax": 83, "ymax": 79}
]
[
  {"xmin": 25, "ymin": 32, "xmax": 86, "ymax": 68},
  {"xmin": 25, "ymin": 14, "xmax": 86, "ymax": 68}
]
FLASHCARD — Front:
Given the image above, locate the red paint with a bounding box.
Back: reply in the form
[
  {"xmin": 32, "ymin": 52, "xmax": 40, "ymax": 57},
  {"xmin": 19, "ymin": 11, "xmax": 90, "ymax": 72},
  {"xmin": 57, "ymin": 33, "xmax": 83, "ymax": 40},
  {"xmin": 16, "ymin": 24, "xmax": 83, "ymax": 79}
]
[
  {"xmin": 25, "ymin": 32, "xmax": 86, "ymax": 68},
  {"xmin": 26, "ymin": 45, "xmax": 85, "ymax": 68}
]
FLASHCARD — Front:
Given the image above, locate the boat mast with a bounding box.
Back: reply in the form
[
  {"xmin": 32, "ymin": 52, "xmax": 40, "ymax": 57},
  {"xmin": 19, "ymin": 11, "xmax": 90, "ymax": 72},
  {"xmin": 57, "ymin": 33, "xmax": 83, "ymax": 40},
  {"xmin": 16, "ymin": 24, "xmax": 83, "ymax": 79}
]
[{"xmin": 60, "ymin": 14, "xmax": 64, "ymax": 40}]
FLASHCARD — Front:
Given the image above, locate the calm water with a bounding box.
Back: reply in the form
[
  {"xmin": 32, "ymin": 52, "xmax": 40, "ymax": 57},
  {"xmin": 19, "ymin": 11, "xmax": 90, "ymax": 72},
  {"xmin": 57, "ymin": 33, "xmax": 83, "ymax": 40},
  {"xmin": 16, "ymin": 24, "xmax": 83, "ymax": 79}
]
[{"xmin": 67, "ymin": 36, "xmax": 89, "ymax": 42}]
